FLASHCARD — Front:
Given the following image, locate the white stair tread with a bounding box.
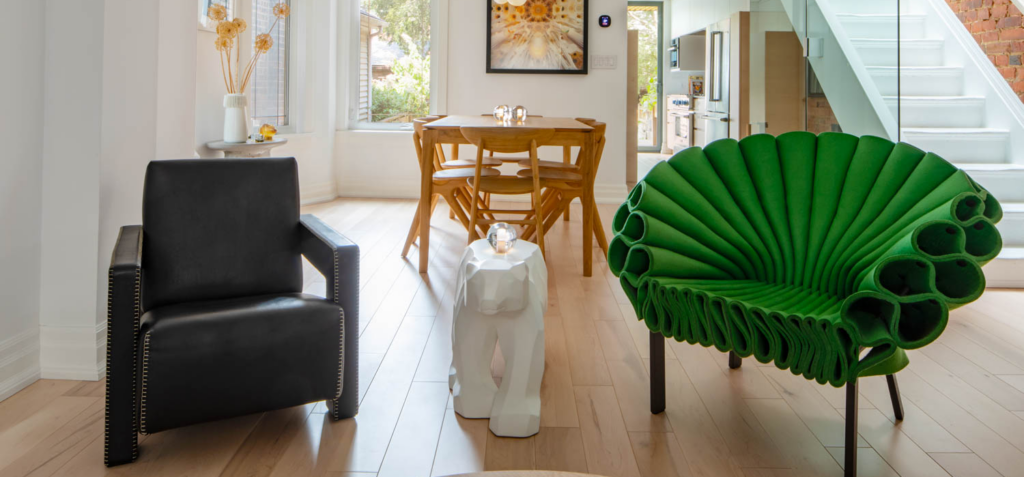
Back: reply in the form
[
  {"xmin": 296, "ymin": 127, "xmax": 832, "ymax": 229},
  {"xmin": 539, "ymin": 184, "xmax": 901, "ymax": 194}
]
[
  {"xmin": 1000, "ymin": 203, "xmax": 1024, "ymax": 213},
  {"xmin": 884, "ymin": 96, "xmax": 986, "ymax": 102},
  {"xmin": 902, "ymin": 128, "xmax": 1009, "ymax": 135},
  {"xmin": 997, "ymin": 247, "xmax": 1024, "ymax": 260},
  {"xmin": 850, "ymin": 38, "xmax": 944, "ymax": 46},
  {"xmin": 955, "ymin": 163, "xmax": 1024, "ymax": 171},
  {"xmin": 836, "ymin": 13, "xmax": 927, "ymax": 19}
]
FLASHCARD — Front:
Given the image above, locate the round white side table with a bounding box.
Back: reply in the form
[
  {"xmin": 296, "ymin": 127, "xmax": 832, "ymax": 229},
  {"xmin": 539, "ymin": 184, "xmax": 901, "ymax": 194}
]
[
  {"xmin": 450, "ymin": 239, "xmax": 547, "ymax": 438},
  {"xmin": 206, "ymin": 138, "xmax": 288, "ymax": 158}
]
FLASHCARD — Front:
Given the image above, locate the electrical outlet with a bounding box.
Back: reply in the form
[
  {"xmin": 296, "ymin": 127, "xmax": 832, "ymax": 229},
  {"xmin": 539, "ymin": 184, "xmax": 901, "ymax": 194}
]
[{"xmin": 591, "ymin": 55, "xmax": 617, "ymax": 70}]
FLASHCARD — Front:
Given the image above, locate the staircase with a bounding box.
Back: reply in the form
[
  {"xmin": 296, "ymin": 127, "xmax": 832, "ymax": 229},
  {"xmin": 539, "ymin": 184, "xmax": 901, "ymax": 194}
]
[{"xmin": 818, "ymin": 0, "xmax": 1024, "ymax": 286}]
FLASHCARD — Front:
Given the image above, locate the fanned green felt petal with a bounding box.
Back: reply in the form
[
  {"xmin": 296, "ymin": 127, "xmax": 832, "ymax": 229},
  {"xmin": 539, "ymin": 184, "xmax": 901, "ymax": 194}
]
[{"xmin": 610, "ymin": 133, "xmax": 1002, "ymax": 386}]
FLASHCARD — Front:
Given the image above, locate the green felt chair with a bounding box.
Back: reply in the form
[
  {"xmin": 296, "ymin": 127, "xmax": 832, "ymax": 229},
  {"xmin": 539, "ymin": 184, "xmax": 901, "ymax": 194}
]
[{"xmin": 609, "ymin": 132, "xmax": 1002, "ymax": 477}]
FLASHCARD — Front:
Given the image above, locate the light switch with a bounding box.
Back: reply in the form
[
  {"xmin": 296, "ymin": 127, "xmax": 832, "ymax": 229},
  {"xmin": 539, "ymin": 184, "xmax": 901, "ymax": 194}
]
[{"xmin": 591, "ymin": 55, "xmax": 617, "ymax": 70}]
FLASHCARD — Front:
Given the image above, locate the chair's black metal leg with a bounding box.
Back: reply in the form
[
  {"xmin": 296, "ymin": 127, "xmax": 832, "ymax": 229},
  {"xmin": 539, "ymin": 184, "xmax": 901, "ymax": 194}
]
[
  {"xmin": 886, "ymin": 374, "xmax": 905, "ymax": 421},
  {"xmin": 650, "ymin": 331, "xmax": 665, "ymax": 414},
  {"xmin": 845, "ymin": 380, "xmax": 858, "ymax": 477},
  {"xmin": 728, "ymin": 351, "xmax": 742, "ymax": 369}
]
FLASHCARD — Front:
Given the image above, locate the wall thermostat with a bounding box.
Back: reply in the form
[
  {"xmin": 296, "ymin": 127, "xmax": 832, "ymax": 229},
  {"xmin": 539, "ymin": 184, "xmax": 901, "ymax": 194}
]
[{"xmin": 599, "ymin": 15, "xmax": 611, "ymax": 27}]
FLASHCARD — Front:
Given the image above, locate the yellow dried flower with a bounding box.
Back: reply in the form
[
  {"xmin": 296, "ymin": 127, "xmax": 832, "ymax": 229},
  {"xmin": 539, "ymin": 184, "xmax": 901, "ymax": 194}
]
[
  {"xmin": 254, "ymin": 33, "xmax": 274, "ymax": 52},
  {"xmin": 273, "ymin": 3, "xmax": 291, "ymax": 18},
  {"xmin": 217, "ymin": 20, "xmax": 239, "ymax": 38},
  {"xmin": 207, "ymin": 3, "xmax": 227, "ymax": 21},
  {"xmin": 214, "ymin": 36, "xmax": 233, "ymax": 51},
  {"xmin": 232, "ymin": 17, "xmax": 247, "ymax": 34}
]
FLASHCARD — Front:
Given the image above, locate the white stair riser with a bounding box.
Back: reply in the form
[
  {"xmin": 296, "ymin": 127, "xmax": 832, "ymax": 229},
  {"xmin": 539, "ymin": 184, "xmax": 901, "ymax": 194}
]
[
  {"xmin": 996, "ymin": 212, "xmax": 1024, "ymax": 247},
  {"xmin": 902, "ymin": 131, "xmax": 1008, "ymax": 163},
  {"xmin": 838, "ymin": 16, "xmax": 927, "ymax": 40},
  {"xmin": 855, "ymin": 42, "xmax": 944, "ymax": 67},
  {"xmin": 870, "ymin": 68, "xmax": 964, "ymax": 96},
  {"xmin": 967, "ymin": 171, "xmax": 1024, "ymax": 202},
  {"xmin": 887, "ymin": 99, "xmax": 986, "ymax": 128}
]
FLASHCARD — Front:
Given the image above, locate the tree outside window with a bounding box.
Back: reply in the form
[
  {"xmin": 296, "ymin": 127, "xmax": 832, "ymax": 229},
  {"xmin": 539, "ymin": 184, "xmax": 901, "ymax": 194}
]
[{"xmin": 360, "ymin": 0, "xmax": 431, "ymax": 124}]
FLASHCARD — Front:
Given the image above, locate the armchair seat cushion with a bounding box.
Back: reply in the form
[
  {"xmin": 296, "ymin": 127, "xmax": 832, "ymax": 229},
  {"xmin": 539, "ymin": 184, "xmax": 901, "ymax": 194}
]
[{"xmin": 138, "ymin": 293, "xmax": 342, "ymax": 433}]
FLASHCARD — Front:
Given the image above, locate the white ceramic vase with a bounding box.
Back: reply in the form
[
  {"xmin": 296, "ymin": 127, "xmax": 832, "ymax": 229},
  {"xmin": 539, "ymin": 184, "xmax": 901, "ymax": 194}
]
[{"xmin": 223, "ymin": 93, "xmax": 249, "ymax": 143}]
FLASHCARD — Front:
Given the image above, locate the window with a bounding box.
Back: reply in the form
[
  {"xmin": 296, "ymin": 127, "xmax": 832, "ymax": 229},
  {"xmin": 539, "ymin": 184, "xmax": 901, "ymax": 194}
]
[
  {"xmin": 358, "ymin": 0, "xmax": 432, "ymax": 125},
  {"xmin": 250, "ymin": 0, "xmax": 290, "ymax": 128}
]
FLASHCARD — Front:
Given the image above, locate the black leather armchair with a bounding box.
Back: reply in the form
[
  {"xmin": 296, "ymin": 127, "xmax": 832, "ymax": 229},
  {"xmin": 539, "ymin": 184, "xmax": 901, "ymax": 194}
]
[{"xmin": 104, "ymin": 158, "xmax": 358, "ymax": 466}]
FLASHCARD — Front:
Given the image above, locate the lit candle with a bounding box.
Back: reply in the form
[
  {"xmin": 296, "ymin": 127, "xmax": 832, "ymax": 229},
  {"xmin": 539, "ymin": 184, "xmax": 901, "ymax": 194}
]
[{"xmin": 496, "ymin": 227, "xmax": 509, "ymax": 253}]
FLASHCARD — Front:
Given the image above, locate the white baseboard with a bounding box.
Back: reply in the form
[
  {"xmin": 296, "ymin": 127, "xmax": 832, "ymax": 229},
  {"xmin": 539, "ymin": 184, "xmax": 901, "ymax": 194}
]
[
  {"xmin": 0, "ymin": 328, "xmax": 40, "ymax": 402},
  {"xmin": 336, "ymin": 180, "xmax": 629, "ymax": 205},
  {"xmin": 39, "ymin": 323, "xmax": 106, "ymax": 381},
  {"xmin": 301, "ymin": 181, "xmax": 338, "ymax": 206}
]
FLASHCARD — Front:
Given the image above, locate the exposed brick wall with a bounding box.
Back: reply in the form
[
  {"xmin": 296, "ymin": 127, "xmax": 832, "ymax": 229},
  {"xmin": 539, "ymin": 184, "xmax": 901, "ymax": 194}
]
[
  {"xmin": 807, "ymin": 96, "xmax": 841, "ymax": 134},
  {"xmin": 944, "ymin": 0, "xmax": 1024, "ymax": 100}
]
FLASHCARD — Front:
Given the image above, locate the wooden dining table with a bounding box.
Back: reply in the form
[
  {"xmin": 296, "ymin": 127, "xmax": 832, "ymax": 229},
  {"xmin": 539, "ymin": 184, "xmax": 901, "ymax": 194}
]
[{"xmin": 417, "ymin": 115, "xmax": 601, "ymax": 276}]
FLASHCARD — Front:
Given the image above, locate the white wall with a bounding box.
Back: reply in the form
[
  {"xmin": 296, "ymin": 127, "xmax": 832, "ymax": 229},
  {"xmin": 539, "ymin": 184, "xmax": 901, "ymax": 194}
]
[
  {"xmin": 335, "ymin": 0, "xmax": 629, "ymax": 203},
  {"xmin": 38, "ymin": 0, "xmax": 105, "ymax": 380},
  {"xmin": 671, "ymin": 0, "xmax": 750, "ymax": 37},
  {"xmin": 0, "ymin": 0, "xmax": 45, "ymax": 400}
]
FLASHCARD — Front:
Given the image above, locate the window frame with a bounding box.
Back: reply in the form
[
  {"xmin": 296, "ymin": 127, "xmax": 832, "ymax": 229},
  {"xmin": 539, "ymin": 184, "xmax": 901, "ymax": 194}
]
[
  {"xmin": 343, "ymin": 0, "xmax": 447, "ymax": 131},
  {"xmin": 240, "ymin": 0, "xmax": 307, "ymax": 135}
]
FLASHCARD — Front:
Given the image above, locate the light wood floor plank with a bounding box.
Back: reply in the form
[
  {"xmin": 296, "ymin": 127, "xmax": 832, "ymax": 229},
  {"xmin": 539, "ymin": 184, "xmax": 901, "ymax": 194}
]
[
  {"xmin": 0, "ymin": 398, "xmax": 103, "ymax": 477},
  {"xmin": 0, "ymin": 380, "xmax": 78, "ymax": 433},
  {"xmin": 930, "ymin": 452, "xmax": 1003, "ymax": 477},
  {"xmin": 852, "ymin": 408, "xmax": 951, "ymax": 477},
  {"xmin": 824, "ymin": 446, "xmax": 900, "ymax": 477},
  {"xmin": 893, "ymin": 369, "xmax": 1024, "ymax": 477},
  {"xmin": 430, "ymin": 409, "xmax": 488, "ymax": 477},
  {"xmin": 574, "ymin": 385, "xmax": 641, "ymax": 477},
  {"xmin": 534, "ymin": 427, "xmax": 589, "ymax": 473},
  {"xmin": 919, "ymin": 343, "xmax": 1024, "ymax": 412},
  {"xmin": 538, "ymin": 313, "xmax": 580, "ymax": 428},
  {"xmin": 760, "ymin": 367, "xmax": 868, "ymax": 448},
  {"xmin": 377, "ymin": 382, "xmax": 450, "ymax": 477},
  {"xmin": 657, "ymin": 358, "xmax": 745, "ymax": 477},
  {"xmin": 484, "ymin": 432, "xmax": 535, "ymax": 471},
  {"xmin": 0, "ymin": 396, "xmax": 95, "ymax": 467},
  {"xmin": 668, "ymin": 341, "xmax": 788, "ymax": 469},
  {"xmin": 857, "ymin": 374, "xmax": 970, "ymax": 453},
  {"xmin": 219, "ymin": 403, "xmax": 318, "ymax": 477},
  {"xmin": 746, "ymin": 397, "xmax": 842, "ymax": 477},
  {"xmin": 628, "ymin": 432, "xmax": 694, "ymax": 477}
]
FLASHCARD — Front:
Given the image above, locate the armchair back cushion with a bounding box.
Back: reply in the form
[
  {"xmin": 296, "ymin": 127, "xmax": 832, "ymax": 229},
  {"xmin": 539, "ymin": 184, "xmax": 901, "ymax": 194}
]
[{"xmin": 142, "ymin": 158, "xmax": 302, "ymax": 310}]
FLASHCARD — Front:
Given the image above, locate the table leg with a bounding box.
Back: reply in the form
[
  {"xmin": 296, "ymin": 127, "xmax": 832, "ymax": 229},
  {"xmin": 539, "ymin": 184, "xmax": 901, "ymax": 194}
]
[
  {"xmin": 582, "ymin": 132, "xmax": 596, "ymax": 277},
  {"xmin": 562, "ymin": 146, "xmax": 571, "ymax": 222},
  {"xmin": 419, "ymin": 131, "xmax": 437, "ymax": 273}
]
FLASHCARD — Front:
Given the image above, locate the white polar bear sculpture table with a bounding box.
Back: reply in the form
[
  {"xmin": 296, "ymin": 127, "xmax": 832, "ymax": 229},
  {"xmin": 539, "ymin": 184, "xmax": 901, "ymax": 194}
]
[{"xmin": 450, "ymin": 239, "xmax": 547, "ymax": 437}]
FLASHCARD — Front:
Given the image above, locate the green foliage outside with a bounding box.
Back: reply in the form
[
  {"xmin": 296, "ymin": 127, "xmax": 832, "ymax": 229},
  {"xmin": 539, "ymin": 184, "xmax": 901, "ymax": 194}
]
[
  {"xmin": 628, "ymin": 9, "xmax": 659, "ymax": 115},
  {"xmin": 364, "ymin": 0, "xmax": 431, "ymax": 122}
]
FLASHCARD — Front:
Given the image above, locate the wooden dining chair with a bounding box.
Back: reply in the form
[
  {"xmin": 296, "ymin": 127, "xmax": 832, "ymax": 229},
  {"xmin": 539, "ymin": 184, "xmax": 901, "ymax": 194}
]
[
  {"xmin": 460, "ymin": 127, "xmax": 556, "ymax": 258},
  {"xmin": 517, "ymin": 121, "xmax": 609, "ymax": 255},
  {"xmin": 516, "ymin": 118, "xmax": 597, "ymax": 222},
  {"xmin": 401, "ymin": 118, "xmax": 498, "ymax": 258}
]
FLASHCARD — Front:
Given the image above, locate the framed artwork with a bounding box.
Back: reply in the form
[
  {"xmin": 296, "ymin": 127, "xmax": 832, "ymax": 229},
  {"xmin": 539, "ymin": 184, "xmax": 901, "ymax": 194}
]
[
  {"xmin": 199, "ymin": 0, "xmax": 234, "ymax": 32},
  {"xmin": 689, "ymin": 76, "xmax": 704, "ymax": 97},
  {"xmin": 487, "ymin": 0, "xmax": 589, "ymax": 75}
]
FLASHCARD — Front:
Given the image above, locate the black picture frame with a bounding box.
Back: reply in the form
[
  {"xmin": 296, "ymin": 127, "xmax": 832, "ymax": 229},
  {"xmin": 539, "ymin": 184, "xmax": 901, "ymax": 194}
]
[{"xmin": 486, "ymin": 0, "xmax": 589, "ymax": 75}]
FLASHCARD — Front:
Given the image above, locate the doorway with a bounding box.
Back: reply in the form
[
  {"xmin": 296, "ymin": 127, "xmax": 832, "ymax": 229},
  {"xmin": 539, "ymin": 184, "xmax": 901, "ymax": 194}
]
[{"xmin": 628, "ymin": 2, "xmax": 663, "ymax": 153}]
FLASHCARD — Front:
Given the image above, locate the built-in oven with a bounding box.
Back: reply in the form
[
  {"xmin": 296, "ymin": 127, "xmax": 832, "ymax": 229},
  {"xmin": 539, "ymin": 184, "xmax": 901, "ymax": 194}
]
[{"xmin": 666, "ymin": 94, "xmax": 694, "ymax": 153}]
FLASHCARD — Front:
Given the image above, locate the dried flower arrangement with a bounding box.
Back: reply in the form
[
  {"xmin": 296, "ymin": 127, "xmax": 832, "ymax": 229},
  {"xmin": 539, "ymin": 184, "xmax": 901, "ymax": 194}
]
[{"xmin": 208, "ymin": 3, "xmax": 291, "ymax": 94}]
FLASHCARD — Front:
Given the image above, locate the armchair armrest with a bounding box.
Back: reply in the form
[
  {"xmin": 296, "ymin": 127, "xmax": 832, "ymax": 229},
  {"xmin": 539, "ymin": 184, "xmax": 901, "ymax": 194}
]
[
  {"xmin": 105, "ymin": 225, "xmax": 143, "ymax": 466},
  {"xmin": 299, "ymin": 214, "xmax": 359, "ymax": 419}
]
